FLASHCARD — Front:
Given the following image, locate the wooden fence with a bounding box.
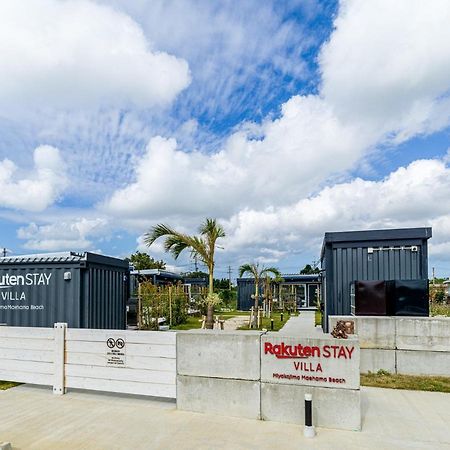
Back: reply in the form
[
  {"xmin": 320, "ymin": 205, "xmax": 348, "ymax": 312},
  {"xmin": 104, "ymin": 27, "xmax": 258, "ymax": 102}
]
[{"xmin": 0, "ymin": 324, "xmax": 176, "ymax": 398}]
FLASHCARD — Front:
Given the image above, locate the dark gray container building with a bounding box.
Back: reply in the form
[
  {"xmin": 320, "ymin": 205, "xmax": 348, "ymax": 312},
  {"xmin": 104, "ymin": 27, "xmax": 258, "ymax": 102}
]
[
  {"xmin": 237, "ymin": 274, "xmax": 320, "ymax": 311},
  {"xmin": 0, "ymin": 252, "xmax": 129, "ymax": 329},
  {"xmin": 320, "ymin": 228, "xmax": 432, "ymax": 331}
]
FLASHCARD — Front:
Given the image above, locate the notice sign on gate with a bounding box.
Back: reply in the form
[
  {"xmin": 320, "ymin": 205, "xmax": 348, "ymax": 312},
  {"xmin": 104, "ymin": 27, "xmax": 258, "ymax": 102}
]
[
  {"xmin": 261, "ymin": 334, "xmax": 360, "ymax": 389},
  {"xmin": 106, "ymin": 336, "xmax": 126, "ymax": 367}
]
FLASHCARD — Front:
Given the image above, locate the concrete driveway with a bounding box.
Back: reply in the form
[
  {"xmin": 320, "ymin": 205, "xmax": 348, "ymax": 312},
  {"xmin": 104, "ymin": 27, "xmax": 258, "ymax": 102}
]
[{"xmin": 0, "ymin": 384, "xmax": 448, "ymax": 449}]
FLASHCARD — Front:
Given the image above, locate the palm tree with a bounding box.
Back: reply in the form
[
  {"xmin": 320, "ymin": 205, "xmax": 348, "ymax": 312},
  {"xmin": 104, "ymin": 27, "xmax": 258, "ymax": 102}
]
[
  {"xmin": 262, "ymin": 271, "xmax": 284, "ymax": 317},
  {"xmin": 144, "ymin": 218, "xmax": 225, "ymax": 329},
  {"xmin": 238, "ymin": 263, "xmax": 281, "ymax": 327}
]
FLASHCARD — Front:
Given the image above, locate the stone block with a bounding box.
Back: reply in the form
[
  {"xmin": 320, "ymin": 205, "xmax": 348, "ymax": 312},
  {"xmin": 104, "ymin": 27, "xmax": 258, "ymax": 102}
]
[
  {"xmin": 176, "ymin": 375, "xmax": 260, "ymax": 419},
  {"xmin": 176, "ymin": 330, "xmax": 263, "ymax": 380},
  {"xmin": 396, "ymin": 350, "xmax": 450, "ymax": 376},
  {"xmin": 360, "ymin": 348, "xmax": 396, "ymax": 374},
  {"xmin": 396, "ymin": 317, "xmax": 450, "ymax": 352},
  {"xmin": 261, "ymin": 333, "xmax": 360, "ymax": 390},
  {"xmin": 261, "ymin": 383, "xmax": 361, "ymax": 431},
  {"xmin": 329, "ymin": 316, "xmax": 396, "ymax": 349}
]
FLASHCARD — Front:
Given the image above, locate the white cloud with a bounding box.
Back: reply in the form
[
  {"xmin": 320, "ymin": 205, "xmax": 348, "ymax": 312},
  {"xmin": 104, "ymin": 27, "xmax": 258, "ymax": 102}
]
[
  {"xmin": 102, "ymin": 0, "xmax": 313, "ymax": 119},
  {"xmin": 0, "ymin": 146, "xmax": 67, "ymax": 212},
  {"xmin": 0, "ymin": 0, "xmax": 190, "ymax": 110},
  {"xmin": 17, "ymin": 217, "xmax": 108, "ymax": 251},
  {"xmin": 103, "ymin": 0, "xmax": 450, "ymax": 227},
  {"xmin": 8, "ymin": 0, "xmax": 450, "ymax": 273},
  {"xmin": 104, "ymin": 96, "xmax": 364, "ymax": 219},
  {"xmin": 320, "ymin": 0, "xmax": 450, "ymax": 142},
  {"xmin": 225, "ymin": 157, "xmax": 450, "ymax": 258}
]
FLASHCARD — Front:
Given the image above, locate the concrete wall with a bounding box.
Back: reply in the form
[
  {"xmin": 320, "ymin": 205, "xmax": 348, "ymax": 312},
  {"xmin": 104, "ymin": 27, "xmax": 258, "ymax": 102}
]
[
  {"xmin": 261, "ymin": 383, "xmax": 360, "ymax": 431},
  {"xmin": 176, "ymin": 330, "xmax": 361, "ymax": 431},
  {"xmin": 329, "ymin": 316, "xmax": 450, "ymax": 376}
]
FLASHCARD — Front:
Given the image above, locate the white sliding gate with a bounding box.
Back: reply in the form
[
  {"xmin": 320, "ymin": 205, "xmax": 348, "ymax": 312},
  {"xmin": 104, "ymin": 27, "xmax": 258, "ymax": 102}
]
[{"xmin": 0, "ymin": 324, "xmax": 176, "ymax": 399}]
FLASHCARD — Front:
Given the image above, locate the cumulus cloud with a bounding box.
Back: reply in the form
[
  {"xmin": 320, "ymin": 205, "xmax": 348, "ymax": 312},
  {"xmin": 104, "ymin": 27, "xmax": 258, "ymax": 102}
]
[
  {"xmin": 103, "ymin": 0, "xmax": 450, "ymax": 226},
  {"xmin": 0, "ymin": 146, "xmax": 67, "ymax": 212},
  {"xmin": 10, "ymin": 0, "xmax": 450, "ymax": 271},
  {"xmin": 319, "ymin": 0, "xmax": 450, "ymax": 142},
  {"xmin": 17, "ymin": 217, "xmax": 108, "ymax": 251},
  {"xmin": 104, "ymin": 96, "xmax": 364, "ymax": 218},
  {"xmin": 0, "ymin": 0, "xmax": 190, "ymax": 110},
  {"xmin": 225, "ymin": 157, "xmax": 450, "ymax": 258}
]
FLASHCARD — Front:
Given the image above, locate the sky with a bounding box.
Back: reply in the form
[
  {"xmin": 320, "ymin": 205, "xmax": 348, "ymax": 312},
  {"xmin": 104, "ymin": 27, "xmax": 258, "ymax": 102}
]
[{"xmin": 1, "ymin": 0, "xmax": 450, "ymax": 279}]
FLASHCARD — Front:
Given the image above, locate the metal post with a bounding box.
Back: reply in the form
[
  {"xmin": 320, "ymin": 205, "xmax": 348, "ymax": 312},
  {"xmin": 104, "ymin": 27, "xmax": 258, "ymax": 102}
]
[
  {"xmin": 270, "ymin": 318, "xmax": 274, "ymax": 331},
  {"xmin": 304, "ymin": 393, "xmax": 315, "ymax": 438}
]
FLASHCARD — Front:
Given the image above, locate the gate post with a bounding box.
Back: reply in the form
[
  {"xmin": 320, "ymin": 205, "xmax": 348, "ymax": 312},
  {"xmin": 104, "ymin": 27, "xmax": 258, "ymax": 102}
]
[{"xmin": 53, "ymin": 323, "xmax": 67, "ymax": 395}]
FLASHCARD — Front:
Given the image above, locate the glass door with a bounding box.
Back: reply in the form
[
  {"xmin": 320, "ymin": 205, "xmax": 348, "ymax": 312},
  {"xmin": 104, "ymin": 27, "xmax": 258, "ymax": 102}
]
[
  {"xmin": 307, "ymin": 284, "xmax": 319, "ymax": 307},
  {"xmin": 295, "ymin": 284, "xmax": 306, "ymax": 309}
]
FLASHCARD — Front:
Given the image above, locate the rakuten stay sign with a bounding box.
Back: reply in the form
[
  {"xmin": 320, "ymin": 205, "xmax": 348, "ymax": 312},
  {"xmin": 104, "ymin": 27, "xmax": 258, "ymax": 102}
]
[{"xmin": 261, "ymin": 334, "xmax": 360, "ymax": 390}]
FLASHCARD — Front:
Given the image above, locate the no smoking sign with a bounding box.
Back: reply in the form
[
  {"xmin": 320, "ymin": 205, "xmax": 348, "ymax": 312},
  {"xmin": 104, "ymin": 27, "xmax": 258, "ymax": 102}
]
[{"xmin": 106, "ymin": 336, "xmax": 126, "ymax": 367}]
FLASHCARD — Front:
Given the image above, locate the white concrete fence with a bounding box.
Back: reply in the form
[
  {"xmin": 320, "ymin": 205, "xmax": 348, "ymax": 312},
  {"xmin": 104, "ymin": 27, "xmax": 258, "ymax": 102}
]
[
  {"xmin": 177, "ymin": 330, "xmax": 361, "ymax": 431},
  {"xmin": 0, "ymin": 323, "xmax": 176, "ymax": 398},
  {"xmin": 329, "ymin": 316, "xmax": 450, "ymax": 376}
]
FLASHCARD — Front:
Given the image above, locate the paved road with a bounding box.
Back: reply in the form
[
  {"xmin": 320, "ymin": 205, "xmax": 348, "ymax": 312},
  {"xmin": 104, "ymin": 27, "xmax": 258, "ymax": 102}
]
[
  {"xmin": 279, "ymin": 311, "xmax": 325, "ymax": 336},
  {"xmin": 223, "ymin": 315, "xmax": 249, "ymax": 330},
  {"xmin": 0, "ymin": 384, "xmax": 448, "ymax": 449}
]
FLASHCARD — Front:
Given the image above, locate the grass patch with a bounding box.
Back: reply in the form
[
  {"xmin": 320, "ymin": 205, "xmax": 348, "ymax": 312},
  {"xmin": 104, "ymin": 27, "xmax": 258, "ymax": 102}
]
[
  {"xmin": 170, "ymin": 315, "xmax": 204, "ymax": 330},
  {"xmin": 238, "ymin": 312, "xmax": 297, "ymax": 332},
  {"xmin": 170, "ymin": 311, "xmax": 251, "ymax": 330},
  {"xmin": 0, "ymin": 380, "xmax": 19, "ymax": 390},
  {"xmin": 430, "ymin": 302, "xmax": 450, "ymax": 317},
  {"xmin": 361, "ymin": 370, "xmax": 450, "ymax": 393},
  {"xmin": 314, "ymin": 309, "xmax": 322, "ymax": 326},
  {"xmin": 219, "ymin": 310, "xmax": 251, "ymax": 318}
]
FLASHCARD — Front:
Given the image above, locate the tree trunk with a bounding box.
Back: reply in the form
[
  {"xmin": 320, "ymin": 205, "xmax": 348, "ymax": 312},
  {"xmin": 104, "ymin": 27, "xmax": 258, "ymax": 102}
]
[
  {"xmin": 206, "ymin": 304, "xmax": 214, "ymax": 329},
  {"xmin": 205, "ymin": 269, "xmax": 214, "ymax": 329},
  {"xmin": 252, "ymin": 279, "xmax": 259, "ymax": 328}
]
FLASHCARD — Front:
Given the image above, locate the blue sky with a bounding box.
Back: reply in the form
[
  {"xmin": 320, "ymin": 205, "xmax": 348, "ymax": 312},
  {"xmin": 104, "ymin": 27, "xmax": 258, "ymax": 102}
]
[{"xmin": 1, "ymin": 0, "xmax": 450, "ymax": 278}]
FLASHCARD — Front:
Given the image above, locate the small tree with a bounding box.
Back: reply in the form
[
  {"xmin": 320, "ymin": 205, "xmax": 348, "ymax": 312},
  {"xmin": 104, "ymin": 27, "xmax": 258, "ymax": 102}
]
[
  {"xmin": 300, "ymin": 264, "xmax": 320, "ymax": 274},
  {"xmin": 239, "ymin": 263, "xmax": 281, "ymax": 327},
  {"xmin": 129, "ymin": 251, "xmax": 166, "ymax": 270},
  {"xmin": 144, "ymin": 218, "xmax": 225, "ymax": 329}
]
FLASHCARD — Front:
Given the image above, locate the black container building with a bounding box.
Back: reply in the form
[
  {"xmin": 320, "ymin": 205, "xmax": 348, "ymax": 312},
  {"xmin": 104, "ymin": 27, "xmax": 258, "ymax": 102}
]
[
  {"xmin": 0, "ymin": 252, "xmax": 129, "ymax": 329},
  {"xmin": 320, "ymin": 228, "xmax": 432, "ymax": 331},
  {"xmin": 237, "ymin": 274, "xmax": 320, "ymax": 311}
]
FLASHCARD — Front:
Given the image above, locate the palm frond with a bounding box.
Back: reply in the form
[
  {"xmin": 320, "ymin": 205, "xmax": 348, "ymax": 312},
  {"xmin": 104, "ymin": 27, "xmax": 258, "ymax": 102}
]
[
  {"xmin": 143, "ymin": 224, "xmax": 178, "ymax": 247},
  {"xmin": 260, "ymin": 267, "xmax": 282, "ymax": 278},
  {"xmin": 239, "ymin": 263, "xmax": 257, "ymax": 278},
  {"xmin": 199, "ymin": 218, "xmax": 226, "ymax": 239}
]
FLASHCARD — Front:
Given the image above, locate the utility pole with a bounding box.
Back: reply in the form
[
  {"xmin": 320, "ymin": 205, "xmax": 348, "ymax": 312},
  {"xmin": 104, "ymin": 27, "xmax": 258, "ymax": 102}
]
[
  {"xmin": 2, "ymin": 248, "xmax": 7, "ymax": 257},
  {"xmin": 227, "ymin": 265, "xmax": 232, "ymax": 291},
  {"xmin": 432, "ymin": 267, "xmax": 435, "ymax": 285},
  {"xmin": 194, "ymin": 256, "xmax": 198, "ymax": 272}
]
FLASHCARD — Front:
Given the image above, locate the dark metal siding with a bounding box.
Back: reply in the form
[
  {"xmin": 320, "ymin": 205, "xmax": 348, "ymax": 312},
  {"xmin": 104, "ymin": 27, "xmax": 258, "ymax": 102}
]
[
  {"xmin": 329, "ymin": 246, "xmax": 422, "ymax": 317},
  {"xmin": 0, "ymin": 265, "xmax": 81, "ymax": 328},
  {"xmin": 237, "ymin": 279, "xmax": 258, "ymax": 310},
  {"xmin": 86, "ymin": 265, "xmax": 127, "ymax": 329},
  {"xmin": 0, "ymin": 254, "xmax": 128, "ymax": 329},
  {"xmin": 321, "ymin": 229, "xmax": 431, "ymax": 331}
]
